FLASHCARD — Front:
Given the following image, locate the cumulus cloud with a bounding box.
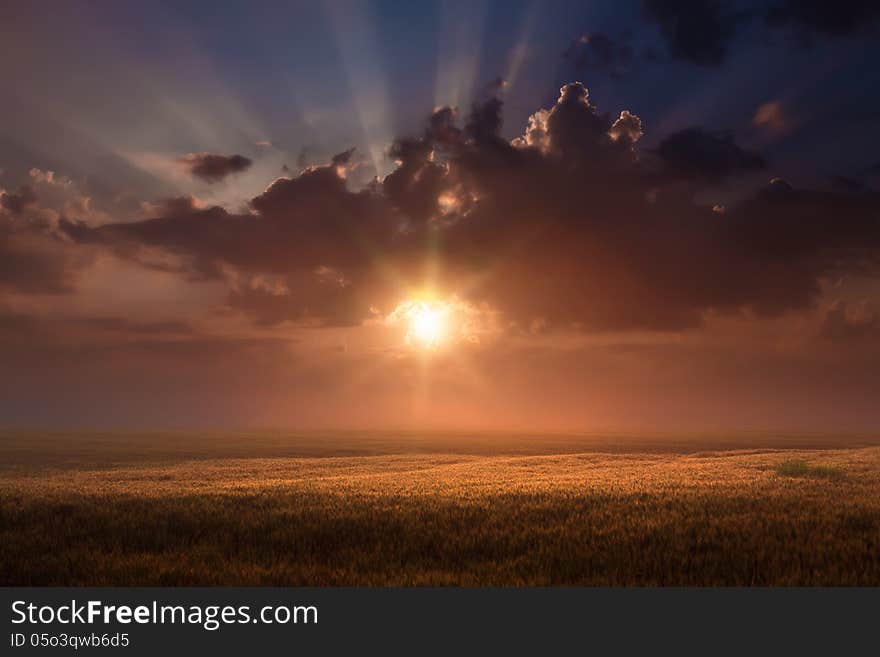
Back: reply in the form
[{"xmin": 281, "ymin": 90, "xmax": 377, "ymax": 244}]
[
  {"xmin": 609, "ymin": 110, "xmax": 644, "ymax": 146},
  {"xmin": 514, "ymin": 82, "xmax": 641, "ymax": 165},
  {"xmin": 179, "ymin": 152, "xmax": 253, "ymax": 183},
  {"xmin": 61, "ymin": 81, "xmax": 880, "ymax": 333}
]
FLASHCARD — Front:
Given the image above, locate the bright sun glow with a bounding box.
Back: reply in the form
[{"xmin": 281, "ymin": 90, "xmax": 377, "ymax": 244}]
[
  {"xmin": 407, "ymin": 302, "xmax": 449, "ymax": 349},
  {"xmin": 386, "ymin": 295, "xmax": 495, "ymax": 350}
]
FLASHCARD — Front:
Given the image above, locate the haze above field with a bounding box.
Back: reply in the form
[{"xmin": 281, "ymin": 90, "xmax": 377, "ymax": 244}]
[
  {"xmin": 2, "ymin": 1, "xmax": 880, "ymax": 431},
  {"xmin": 3, "ymin": 431, "xmax": 879, "ymax": 473}
]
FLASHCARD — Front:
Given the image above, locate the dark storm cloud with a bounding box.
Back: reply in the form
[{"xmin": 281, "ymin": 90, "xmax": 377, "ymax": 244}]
[
  {"xmin": 642, "ymin": 0, "xmax": 739, "ymax": 66},
  {"xmin": 0, "ymin": 184, "xmax": 37, "ymax": 215},
  {"xmin": 656, "ymin": 128, "xmax": 766, "ymax": 182},
  {"xmin": 763, "ymin": 1, "xmax": 880, "ymax": 38},
  {"xmin": 437, "ymin": 86, "xmax": 878, "ymax": 330},
  {"xmin": 65, "ymin": 153, "xmax": 393, "ymax": 325},
  {"xmin": 179, "ymin": 153, "xmax": 253, "ymax": 183},
  {"xmin": 427, "ymin": 106, "xmax": 462, "ymax": 146},
  {"xmin": 384, "ymin": 136, "xmax": 448, "ymax": 224},
  {"xmin": 78, "ymin": 159, "xmax": 387, "ymax": 276},
  {"xmin": 642, "ymin": 1, "xmax": 880, "ymax": 67},
  {"xmin": 63, "ymin": 82, "xmax": 880, "ymax": 331}
]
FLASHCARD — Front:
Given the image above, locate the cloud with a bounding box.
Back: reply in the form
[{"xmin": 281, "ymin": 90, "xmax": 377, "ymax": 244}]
[
  {"xmin": 642, "ymin": 0, "xmax": 739, "ymax": 66},
  {"xmin": 226, "ymin": 269, "xmax": 365, "ymax": 327},
  {"xmin": 753, "ymin": 100, "xmax": 792, "ymax": 136},
  {"xmin": 141, "ymin": 195, "xmax": 205, "ymax": 218},
  {"xmin": 764, "ymin": 1, "xmax": 880, "ymax": 38},
  {"xmin": 642, "ymin": 1, "xmax": 879, "ymax": 67},
  {"xmin": 0, "ymin": 179, "xmax": 95, "ymax": 294},
  {"xmin": 64, "ymin": 152, "xmax": 393, "ymax": 325},
  {"xmin": 179, "ymin": 153, "xmax": 253, "ymax": 183},
  {"xmin": 427, "ymin": 106, "xmax": 463, "ymax": 146},
  {"xmin": 0, "ymin": 217, "xmax": 87, "ymax": 294},
  {"xmin": 656, "ymin": 127, "xmax": 766, "ymax": 182},
  {"xmin": 513, "ymin": 82, "xmax": 641, "ymax": 163},
  {"xmin": 609, "ymin": 110, "xmax": 644, "ymax": 145},
  {"xmin": 0, "ymin": 184, "xmax": 37, "ymax": 215},
  {"xmin": 820, "ymin": 301, "xmax": 879, "ymax": 339},
  {"xmin": 62, "ymin": 81, "xmax": 880, "ymax": 333}
]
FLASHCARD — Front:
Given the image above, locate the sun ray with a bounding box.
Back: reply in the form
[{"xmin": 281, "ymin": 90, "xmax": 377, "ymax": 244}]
[
  {"xmin": 503, "ymin": 1, "xmax": 539, "ymax": 92},
  {"xmin": 434, "ymin": 0, "xmax": 489, "ymax": 112},
  {"xmin": 324, "ymin": 0, "xmax": 394, "ymax": 179}
]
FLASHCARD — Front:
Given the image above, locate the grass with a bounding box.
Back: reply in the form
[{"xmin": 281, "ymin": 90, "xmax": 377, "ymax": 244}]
[
  {"xmin": 776, "ymin": 459, "xmax": 846, "ymax": 480},
  {"xmin": 1, "ymin": 431, "xmax": 879, "ymax": 586}
]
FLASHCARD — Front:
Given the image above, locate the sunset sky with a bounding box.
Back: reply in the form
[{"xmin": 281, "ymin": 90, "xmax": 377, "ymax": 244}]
[{"xmin": 2, "ymin": 1, "xmax": 879, "ymax": 430}]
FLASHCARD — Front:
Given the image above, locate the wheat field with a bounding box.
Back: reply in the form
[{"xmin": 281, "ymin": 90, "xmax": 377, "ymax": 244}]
[{"xmin": 1, "ymin": 431, "xmax": 879, "ymax": 585}]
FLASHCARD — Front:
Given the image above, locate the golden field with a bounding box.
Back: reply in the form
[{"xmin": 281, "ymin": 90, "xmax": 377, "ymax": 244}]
[{"xmin": 1, "ymin": 431, "xmax": 879, "ymax": 585}]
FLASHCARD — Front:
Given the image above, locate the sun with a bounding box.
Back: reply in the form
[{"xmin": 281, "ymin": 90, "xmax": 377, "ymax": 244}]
[
  {"xmin": 386, "ymin": 295, "xmax": 491, "ymax": 351},
  {"xmin": 406, "ymin": 302, "xmax": 449, "ymax": 349}
]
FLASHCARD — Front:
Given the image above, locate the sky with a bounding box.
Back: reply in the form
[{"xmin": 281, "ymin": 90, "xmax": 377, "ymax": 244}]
[{"xmin": 1, "ymin": 0, "xmax": 879, "ymax": 431}]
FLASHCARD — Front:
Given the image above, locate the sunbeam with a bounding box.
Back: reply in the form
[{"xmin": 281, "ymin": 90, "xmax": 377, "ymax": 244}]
[
  {"xmin": 434, "ymin": 0, "xmax": 489, "ymax": 113},
  {"xmin": 324, "ymin": 0, "xmax": 395, "ymax": 180}
]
